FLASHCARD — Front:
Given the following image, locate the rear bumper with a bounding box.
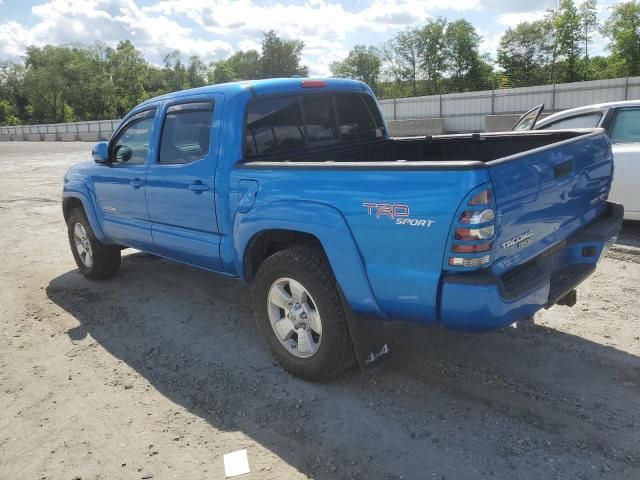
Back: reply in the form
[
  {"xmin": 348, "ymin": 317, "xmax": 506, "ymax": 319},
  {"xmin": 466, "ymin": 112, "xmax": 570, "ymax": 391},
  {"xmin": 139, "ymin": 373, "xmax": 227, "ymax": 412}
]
[{"xmin": 439, "ymin": 202, "xmax": 623, "ymax": 332}]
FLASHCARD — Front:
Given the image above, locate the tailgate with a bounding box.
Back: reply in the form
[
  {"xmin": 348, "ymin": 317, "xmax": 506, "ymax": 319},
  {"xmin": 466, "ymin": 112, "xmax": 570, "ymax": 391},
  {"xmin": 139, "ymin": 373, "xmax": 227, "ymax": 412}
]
[{"xmin": 488, "ymin": 130, "xmax": 613, "ymax": 275}]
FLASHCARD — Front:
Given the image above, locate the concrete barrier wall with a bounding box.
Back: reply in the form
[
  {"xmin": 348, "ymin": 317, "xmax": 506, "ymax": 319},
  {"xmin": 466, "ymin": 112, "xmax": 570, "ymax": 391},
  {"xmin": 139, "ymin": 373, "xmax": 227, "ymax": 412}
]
[
  {"xmin": 78, "ymin": 132, "xmax": 100, "ymax": 142},
  {"xmin": 387, "ymin": 118, "xmax": 444, "ymax": 137},
  {"xmin": 59, "ymin": 133, "xmax": 78, "ymax": 141}
]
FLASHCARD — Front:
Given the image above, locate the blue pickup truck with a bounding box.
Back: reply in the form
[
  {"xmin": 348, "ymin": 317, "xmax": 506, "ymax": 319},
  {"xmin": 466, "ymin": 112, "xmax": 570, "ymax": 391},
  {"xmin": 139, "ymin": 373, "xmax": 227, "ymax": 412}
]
[{"xmin": 62, "ymin": 78, "xmax": 622, "ymax": 380}]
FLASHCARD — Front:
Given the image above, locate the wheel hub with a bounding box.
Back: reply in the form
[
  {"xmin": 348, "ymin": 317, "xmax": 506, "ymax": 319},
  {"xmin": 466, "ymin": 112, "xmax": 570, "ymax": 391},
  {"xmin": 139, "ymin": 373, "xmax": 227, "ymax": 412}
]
[
  {"xmin": 267, "ymin": 277, "xmax": 322, "ymax": 358},
  {"xmin": 73, "ymin": 222, "xmax": 93, "ymax": 268}
]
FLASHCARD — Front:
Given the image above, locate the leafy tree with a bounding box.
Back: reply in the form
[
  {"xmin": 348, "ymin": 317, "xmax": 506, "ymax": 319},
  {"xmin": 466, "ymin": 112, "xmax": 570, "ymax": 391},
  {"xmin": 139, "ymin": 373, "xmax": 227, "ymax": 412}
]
[
  {"xmin": 163, "ymin": 50, "xmax": 187, "ymax": 91},
  {"xmin": 497, "ymin": 21, "xmax": 551, "ymax": 86},
  {"xmin": 391, "ymin": 28, "xmax": 423, "ymax": 95},
  {"xmin": 0, "ymin": 99, "xmax": 19, "ymax": 125},
  {"xmin": 603, "ymin": 1, "xmax": 640, "ymax": 76},
  {"xmin": 107, "ymin": 40, "xmax": 148, "ymax": 117},
  {"xmin": 259, "ymin": 30, "xmax": 308, "ymax": 78},
  {"xmin": 552, "ymin": 0, "xmax": 584, "ymax": 81},
  {"xmin": 580, "ymin": 0, "xmax": 599, "ymax": 63},
  {"xmin": 186, "ymin": 56, "xmax": 208, "ymax": 88},
  {"xmin": 23, "ymin": 45, "xmax": 77, "ymax": 123},
  {"xmin": 419, "ymin": 18, "xmax": 448, "ymax": 94},
  {"xmin": 329, "ymin": 45, "xmax": 381, "ymax": 91},
  {"xmin": 444, "ymin": 19, "xmax": 482, "ymax": 79}
]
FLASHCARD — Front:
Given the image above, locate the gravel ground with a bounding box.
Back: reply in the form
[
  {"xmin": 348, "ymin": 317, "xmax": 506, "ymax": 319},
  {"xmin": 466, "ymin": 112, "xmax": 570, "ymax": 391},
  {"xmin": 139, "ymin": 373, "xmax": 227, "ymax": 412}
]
[{"xmin": 1, "ymin": 142, "xmax": 639, "ymax": 480}]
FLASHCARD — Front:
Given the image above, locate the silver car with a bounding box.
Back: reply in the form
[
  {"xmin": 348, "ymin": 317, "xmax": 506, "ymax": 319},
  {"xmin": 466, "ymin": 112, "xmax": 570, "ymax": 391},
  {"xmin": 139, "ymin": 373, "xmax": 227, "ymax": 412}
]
[{"xmin": 513, "ymin": 101, "xmax": 640, "ymax": 221}]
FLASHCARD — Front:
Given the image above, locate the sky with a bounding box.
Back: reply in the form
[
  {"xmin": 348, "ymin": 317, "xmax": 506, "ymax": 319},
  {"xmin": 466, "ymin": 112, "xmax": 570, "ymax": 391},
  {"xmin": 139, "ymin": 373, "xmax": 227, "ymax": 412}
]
[{"xmin": 0, "ymin": 0, "xmax": 617, "ymax": 75}]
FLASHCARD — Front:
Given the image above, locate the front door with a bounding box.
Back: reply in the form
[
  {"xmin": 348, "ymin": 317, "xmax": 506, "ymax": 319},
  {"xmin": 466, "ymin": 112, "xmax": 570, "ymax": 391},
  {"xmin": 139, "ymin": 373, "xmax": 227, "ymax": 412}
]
[
  {"xmin": 145, "ymin": 97, "xmax": 223, "ymax": 271},
  {"xmin": 92, "ymin": 108, "xmax": 157, "ymax": 249}
]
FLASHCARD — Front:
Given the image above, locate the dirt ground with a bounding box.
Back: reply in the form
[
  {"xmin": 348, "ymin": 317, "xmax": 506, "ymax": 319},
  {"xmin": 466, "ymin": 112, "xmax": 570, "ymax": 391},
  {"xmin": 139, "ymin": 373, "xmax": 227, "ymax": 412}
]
[{"xmin": 1, "ymin": 141, "xmax": 639, "ymax": 480}]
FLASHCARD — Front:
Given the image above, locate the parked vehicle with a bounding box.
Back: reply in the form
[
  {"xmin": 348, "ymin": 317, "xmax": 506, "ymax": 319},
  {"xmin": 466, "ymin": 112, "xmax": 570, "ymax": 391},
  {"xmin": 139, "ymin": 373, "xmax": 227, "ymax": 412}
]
[
  {"xmin": 513, "ymin": 101, "xmax": 640, "ymax": 220},
  {"xmin": 62, "ymin": 78, "xmax": 622, "ymax": 381}
]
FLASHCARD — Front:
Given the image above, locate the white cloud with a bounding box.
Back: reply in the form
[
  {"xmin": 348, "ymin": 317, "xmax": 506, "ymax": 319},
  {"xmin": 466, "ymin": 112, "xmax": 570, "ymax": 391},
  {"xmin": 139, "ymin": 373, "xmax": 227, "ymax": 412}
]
[
  {"xmin": 0, "ymin": 0, "xmax": 497, "ymax": 76},
  {"xmin": 0, "ymin": 0, "xmax": 233, "ymax": 62},
  {"xmin": 497, "ymin": 10, "xmax": 546, "ymax": 28}
]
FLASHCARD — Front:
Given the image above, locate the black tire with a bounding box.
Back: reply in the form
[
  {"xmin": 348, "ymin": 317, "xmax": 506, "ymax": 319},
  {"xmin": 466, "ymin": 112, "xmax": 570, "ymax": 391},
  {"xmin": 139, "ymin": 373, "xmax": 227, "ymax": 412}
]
[
  {"xmin": 67, "ymin": 207, "xmax": 121, "ymax": 280},
  {"xmin": 254, "ymin": 246, "xmax": 355, "ymax": 381}
]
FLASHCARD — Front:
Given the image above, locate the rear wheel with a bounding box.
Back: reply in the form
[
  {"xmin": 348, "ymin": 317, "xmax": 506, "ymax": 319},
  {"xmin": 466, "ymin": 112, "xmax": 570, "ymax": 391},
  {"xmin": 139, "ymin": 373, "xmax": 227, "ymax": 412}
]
[
  {"xmin": 67, "ymin": 208, "xmax": 121, "ymax": 280},
  {"xmin": 254, "ymin": 246, "xmax": 354, "ymax": 381}
]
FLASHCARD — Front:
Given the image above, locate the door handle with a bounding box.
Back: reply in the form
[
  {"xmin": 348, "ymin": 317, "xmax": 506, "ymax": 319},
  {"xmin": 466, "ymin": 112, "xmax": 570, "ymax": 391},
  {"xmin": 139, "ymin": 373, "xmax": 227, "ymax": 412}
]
[
  {"xmin": 188, "ymin": 182, "xmax": 209, "ymax": 193},
  {"xmin": 130, "ymin": 178, "xmax": 144, "ymax": 188}
]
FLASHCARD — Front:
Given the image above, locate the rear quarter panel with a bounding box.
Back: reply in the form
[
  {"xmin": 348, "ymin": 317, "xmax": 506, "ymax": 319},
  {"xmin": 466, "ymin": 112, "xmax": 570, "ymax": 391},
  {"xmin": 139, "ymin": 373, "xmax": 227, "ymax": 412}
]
[{"xmin": 229, "ymin": 165, "xmax": 490, "ymax": 324}]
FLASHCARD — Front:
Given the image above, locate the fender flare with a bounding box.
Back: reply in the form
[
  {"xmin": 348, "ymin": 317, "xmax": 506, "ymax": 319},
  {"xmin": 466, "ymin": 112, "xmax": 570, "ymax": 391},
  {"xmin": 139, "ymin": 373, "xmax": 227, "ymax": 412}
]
[
  {"xmin": 62, "ymin": 184, "xmax": 111, "ymax": 244},
  {"xmin": 234, "ymin": 200, "xmax": 384, "ymax": 318}
]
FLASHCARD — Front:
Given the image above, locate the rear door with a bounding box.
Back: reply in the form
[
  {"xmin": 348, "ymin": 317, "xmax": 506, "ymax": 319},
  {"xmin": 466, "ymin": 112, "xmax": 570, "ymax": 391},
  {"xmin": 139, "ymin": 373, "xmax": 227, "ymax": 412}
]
[
  {"xmin": 145, "ymin": 95, "xmax": 224, "ymax": 271},
  {"xmin": 488, "ymin": 131, "xmax": 613, "ymax": 275}
]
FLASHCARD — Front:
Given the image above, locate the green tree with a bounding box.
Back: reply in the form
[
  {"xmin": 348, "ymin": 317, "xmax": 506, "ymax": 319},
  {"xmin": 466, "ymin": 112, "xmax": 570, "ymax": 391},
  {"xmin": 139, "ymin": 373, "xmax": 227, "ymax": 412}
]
[
  {"xmin": 0, "ymin": 99, "xmax": 19, "ymax": 125},
  {"xmin": 497, "ymin": 21, "xmax": 551, "ymax": 86},
  {"xmin": 23, "ymin": 45, "xmax": 77, "ymax": 123},
  {"xmin": 259, "ymin": 30, "xmax": 308, "ymax": 78},
  {"xmin": 107, "ymin": 40, "xmax": 148, "ymax": 117},
  {"xmin": 390, "ymin": 28, "xmax": 424, "ymax": 95},
  {"xmin": 329, "ymin": 45, "xmax": 381, "ymax": 91},
  {"xmin": 444, "ymin": 19, "xmax": 482, "ymax": 79},
  {"xmin": 185, "ymin": 55, "xmax": 208, "ymax": 88},
  {"xmin": 420, "ymin": 18, "xmax": 448, "ymax": 94},
  {"xmin": 163, "ymin": 50, "xmax": 186, "ymax": 91},
  {"xmin": 603, "ymin": 1, "xmax": 640, "ymax": 76},
  {"xmin": 552, "ymin": 0, "xmax": 584, "ymax": 81},
  {"xmin": 580, "ymin": 0, "xmax": 599, "ymax": 63}
]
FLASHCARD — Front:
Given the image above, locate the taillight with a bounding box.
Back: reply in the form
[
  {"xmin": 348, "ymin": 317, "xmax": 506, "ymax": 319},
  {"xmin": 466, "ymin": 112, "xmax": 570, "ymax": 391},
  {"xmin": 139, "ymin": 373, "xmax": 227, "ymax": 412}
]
[
  {"xmin": 455, "ymin": 226, "xmax": 495, "ymax": 240},
  {"xmin": 452, "ymin": 242, "xmax": 492, "ymax": 253},
  {"xmin": 447, "ymin": 187, "xmax": 496, "ymax": 270},
  {"xmin": 301, "ymin": 79, "xmax": 327, "ymax": 88},
  {"xmin": 448, "ymin": 255, "xmax": 491, "ymax": 268},
  {"xmin": 459, "ymin": 208, "xmax": 494, "ymax": 224}
]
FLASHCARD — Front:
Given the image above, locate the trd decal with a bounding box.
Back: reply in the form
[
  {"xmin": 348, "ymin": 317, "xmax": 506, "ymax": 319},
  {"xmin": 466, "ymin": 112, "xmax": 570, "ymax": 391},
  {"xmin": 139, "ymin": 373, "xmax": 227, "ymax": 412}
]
[{"xmin": 362, "ymin": 202, "xmax": 435, "ymax": 227}]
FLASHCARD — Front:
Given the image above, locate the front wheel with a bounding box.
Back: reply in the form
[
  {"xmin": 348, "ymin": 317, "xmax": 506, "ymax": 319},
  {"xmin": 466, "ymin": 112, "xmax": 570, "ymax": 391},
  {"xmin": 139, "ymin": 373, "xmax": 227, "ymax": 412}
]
[
  {"xmin": 67, "ymin": 208, "xmax": 121, "ymax": 280},
  {"xmin": 254, "ymin": 246, "xmax": 354, "ymax": 381}
]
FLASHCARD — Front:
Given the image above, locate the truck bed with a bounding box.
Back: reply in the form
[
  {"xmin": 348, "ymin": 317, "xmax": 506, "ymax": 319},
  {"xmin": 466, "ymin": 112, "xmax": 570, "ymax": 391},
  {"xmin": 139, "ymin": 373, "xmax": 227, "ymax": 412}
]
[{"xmin": 240, "ymin": 130, "xmax": 589, "ymax": 166}]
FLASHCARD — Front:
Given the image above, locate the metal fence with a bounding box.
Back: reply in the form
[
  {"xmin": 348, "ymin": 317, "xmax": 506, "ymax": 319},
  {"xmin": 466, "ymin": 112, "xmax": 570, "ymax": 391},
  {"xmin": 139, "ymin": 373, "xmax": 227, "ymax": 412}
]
[
  {"xmin": 378, "ymin": 76, "xmax": 640, "ymax": 132},
  {"xmin": 0, "ymin": 119, "xmax": 121, "ymax": 139},
  {"xmin": 2, "ymin": 76, "xmax": 640, "ymax": 138}
]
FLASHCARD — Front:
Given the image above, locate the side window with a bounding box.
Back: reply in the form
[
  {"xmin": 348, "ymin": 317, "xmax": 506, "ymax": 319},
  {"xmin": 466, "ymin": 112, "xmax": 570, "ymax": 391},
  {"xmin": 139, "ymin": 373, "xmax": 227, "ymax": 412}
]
[
  {"xmin": 609, "ymin": 109, "xmax": 640, "ymax": 144},
  {"xmin": 245, "ymin": 96, "xmax": 305, "ymax": 156},
  {"xmin": 335, "ymin": 94, "xmax": 378, "ymax": 140},
  {"xmin": 159, "ymin": 103, "xmax": 214, "ymax": 164},
  {"xmin": 301, "ymin": 95, "xmax": 338, "ymax": 146},
  {"xmin": 111, "ymin": 114, "xmax": 155, "ymax": 165},
  {"xmin": 540, "ymin": 113, "xmax": 602, "ymax": 130}
]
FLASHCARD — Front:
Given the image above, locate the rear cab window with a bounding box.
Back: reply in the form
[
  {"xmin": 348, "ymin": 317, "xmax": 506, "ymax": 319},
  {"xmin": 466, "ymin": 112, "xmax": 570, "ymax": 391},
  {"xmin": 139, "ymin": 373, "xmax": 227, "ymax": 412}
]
[{"xmin": 244, "ymin": 92, "xmax": 385, "ymax": 158}]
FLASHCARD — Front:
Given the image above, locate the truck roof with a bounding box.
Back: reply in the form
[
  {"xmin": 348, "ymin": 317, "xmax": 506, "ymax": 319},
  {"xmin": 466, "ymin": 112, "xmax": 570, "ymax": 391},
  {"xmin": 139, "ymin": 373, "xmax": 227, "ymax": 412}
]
[{"xmin": 137, "ymin": 77, "xmax": 369, "ymax": 108}]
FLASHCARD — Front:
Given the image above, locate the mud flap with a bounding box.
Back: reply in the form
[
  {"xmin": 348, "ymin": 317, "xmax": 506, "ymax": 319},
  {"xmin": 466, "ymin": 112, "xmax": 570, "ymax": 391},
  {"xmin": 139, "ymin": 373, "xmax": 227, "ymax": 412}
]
[{"xmin": 339, "ymin": 290, "xmax": 390, "ymax": 372}]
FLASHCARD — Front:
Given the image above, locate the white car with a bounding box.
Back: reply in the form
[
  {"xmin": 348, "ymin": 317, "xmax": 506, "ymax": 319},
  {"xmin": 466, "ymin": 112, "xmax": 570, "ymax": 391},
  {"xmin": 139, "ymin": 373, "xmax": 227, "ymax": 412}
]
[{"xmin": 513, "ymin": 101, "xmax": 640, "ymax": 221}]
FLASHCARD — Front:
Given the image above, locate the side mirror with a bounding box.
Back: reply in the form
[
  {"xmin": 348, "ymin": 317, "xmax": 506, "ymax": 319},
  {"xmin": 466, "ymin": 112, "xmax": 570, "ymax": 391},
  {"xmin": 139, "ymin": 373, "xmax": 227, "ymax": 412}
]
[{"xmin": 92, "ymin": 141, "xmax": 109, "ymax": 164}]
